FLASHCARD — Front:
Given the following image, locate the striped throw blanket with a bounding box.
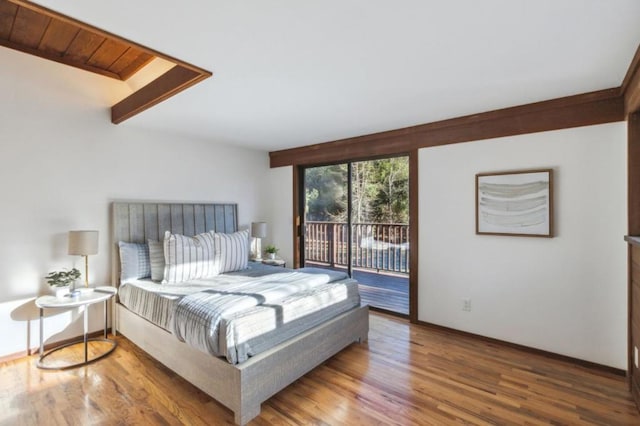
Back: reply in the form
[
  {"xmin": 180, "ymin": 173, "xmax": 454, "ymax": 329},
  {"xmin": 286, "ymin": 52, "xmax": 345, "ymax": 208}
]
[{"xmin": 171, "ymin": 269, "xmax": 360, "ymax": 364}]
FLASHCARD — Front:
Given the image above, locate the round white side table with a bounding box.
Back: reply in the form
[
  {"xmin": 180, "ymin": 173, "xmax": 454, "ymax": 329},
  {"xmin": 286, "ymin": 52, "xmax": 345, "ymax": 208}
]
[{"xmin": 35, "ymin": 286, "xmax": 117, "ymax": 369}]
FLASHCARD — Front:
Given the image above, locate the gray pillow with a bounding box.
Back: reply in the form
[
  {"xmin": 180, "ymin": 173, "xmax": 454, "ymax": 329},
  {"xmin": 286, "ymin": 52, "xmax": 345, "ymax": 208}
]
[
  {"xmin": 148, "ymin": 240, "xmax": 165, "ymax": 282},
  {"xmin": 118, "ymin": 241, "xmax": 150, "ymax": 282}
]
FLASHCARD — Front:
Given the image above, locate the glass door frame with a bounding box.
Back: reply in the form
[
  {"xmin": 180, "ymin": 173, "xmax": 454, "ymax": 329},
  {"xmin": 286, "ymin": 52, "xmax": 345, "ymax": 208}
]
[{"xmin": 295, "ymin": 152, "xmax": 417, "ymax": 320}]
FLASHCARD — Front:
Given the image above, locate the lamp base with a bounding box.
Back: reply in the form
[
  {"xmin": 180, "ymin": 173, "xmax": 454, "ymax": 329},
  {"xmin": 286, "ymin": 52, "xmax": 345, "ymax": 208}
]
[{"xmin": 78, "ymin": 287, "xmax": 95, "ymax": 295}]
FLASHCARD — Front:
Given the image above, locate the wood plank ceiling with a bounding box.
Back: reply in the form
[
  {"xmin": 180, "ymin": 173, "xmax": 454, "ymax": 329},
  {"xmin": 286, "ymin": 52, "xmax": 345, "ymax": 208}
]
[{"xmin": 0, "ymin": 0, "xmax": 211, "ymax": 123}]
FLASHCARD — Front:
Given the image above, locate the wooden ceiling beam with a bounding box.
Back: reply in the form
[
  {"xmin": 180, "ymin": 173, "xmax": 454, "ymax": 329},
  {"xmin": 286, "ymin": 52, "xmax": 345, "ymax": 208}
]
[
  {"xmin": 623, "ymin": 44, "xmax": 640, "ymax": 115},
  {"xmin": 269, "ymin": 88, "xmax": 624, "ymax": 168},
  {"xmin": 111, "ymin": 65, "xmax": 208, "ymax": 124}
]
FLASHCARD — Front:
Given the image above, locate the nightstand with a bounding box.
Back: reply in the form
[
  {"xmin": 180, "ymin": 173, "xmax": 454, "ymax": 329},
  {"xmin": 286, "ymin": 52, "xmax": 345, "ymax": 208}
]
[
  {"xmin": 35, "ymin": 286, "xmax": 117, "ymax": 370},
  {"xmin": 262, "ymin": 258, "xmax": 286, "ymax": 268}
]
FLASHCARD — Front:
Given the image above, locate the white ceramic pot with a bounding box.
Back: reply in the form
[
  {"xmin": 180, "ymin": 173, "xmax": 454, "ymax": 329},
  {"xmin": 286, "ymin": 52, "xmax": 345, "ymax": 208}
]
[{"xmin": 53, "ymin": 286, "xmax": 71, "ymax": 299}]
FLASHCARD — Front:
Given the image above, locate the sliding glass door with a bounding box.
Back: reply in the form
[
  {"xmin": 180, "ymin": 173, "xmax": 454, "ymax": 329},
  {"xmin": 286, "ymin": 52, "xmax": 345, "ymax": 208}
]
[{"xmin": 301, "ymin": 156, "xmax": 410, "ymax": 315}]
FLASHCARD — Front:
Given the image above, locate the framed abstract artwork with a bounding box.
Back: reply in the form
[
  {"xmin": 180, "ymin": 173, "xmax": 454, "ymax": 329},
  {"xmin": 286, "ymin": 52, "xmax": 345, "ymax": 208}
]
[{"xmin": 476, "ymin": 169, "xmax": 553, "ymax": 237}]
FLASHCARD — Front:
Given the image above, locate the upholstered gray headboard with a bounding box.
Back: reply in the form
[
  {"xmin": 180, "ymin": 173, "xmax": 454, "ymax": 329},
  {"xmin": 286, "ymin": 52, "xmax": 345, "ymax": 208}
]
[{"xmin": 111, "ymin": 202, "xmax": 238, "ymax": 288}]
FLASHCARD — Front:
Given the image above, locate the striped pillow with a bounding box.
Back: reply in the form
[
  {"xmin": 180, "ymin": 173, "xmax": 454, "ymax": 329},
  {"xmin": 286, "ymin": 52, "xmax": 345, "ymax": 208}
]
[
  {"xmin": 148, "ymin": 240, "xmax": 165, "ymax": 282},
  {"xmin": 212, "ymin": 229, "xmax": 250, "ymax": 273},
  {"xmin": 162, "ymin": 231, "xmax": 218, "ymax": 284},
  {"xmin": 118, "ymin": 242, "xmax": 151, "ymax": 282}
]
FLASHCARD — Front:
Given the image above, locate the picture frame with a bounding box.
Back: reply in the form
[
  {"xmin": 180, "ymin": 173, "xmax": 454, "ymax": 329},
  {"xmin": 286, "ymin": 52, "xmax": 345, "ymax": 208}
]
[{"xmin": 476, "ymin": 169, "xmax": 553, "ymax": 237}]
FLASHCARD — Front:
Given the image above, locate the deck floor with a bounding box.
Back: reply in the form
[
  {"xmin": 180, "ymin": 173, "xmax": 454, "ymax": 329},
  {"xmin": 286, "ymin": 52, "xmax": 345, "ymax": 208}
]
[
  {"xmin": 306, "ymin": 262, "xmax": 409, "ymax": 315},
  {"xmin": 353, "ymin": 269, "xmax": 408, "ymax": 315}
]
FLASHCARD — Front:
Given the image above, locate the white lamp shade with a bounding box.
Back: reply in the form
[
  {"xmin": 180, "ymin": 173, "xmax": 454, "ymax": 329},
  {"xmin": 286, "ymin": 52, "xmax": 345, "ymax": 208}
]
[
  {"xmin": 251, "ymin": 222, "xmax": 267, "ymax": 238},
  {"xmin": 68, "ymin": 230, "xmax": 99, "ymax": 255}
]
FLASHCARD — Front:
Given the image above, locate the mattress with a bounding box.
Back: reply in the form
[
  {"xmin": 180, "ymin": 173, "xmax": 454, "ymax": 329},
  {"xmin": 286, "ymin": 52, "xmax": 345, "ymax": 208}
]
[{"xmin": 118, "ymin": 262, "xmax": 361, "ymax": 363}]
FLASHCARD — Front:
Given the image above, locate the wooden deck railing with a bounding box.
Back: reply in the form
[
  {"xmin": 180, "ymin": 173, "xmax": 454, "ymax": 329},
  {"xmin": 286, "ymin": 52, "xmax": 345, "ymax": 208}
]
[{"xmin": 304, "ymin": 221, "xmax": 410, "ymax": 274}]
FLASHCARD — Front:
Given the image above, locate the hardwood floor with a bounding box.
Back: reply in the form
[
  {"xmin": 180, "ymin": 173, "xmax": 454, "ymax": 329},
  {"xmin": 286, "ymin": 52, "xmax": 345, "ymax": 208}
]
[{"xmin": 1, "ymin": 313, "xmax": 638, "ymax": 425}]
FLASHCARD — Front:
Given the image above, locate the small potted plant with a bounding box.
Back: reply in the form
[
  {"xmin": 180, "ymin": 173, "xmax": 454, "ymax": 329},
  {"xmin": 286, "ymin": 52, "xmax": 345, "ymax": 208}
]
[
  {"xmin": 45, "ymin": 268, "xmax": 81, "ymax": 298},
  {"xmin": 264, "ymin": 245, "xmax": 279, "ymax": 260}
]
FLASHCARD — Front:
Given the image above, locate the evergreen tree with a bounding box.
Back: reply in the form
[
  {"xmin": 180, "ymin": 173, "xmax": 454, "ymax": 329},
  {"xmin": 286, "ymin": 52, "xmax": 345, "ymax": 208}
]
[
  {"xmin": 370, "ymin": 157, "xmax": 409, "ymax": 224},
  {"xmin": 305, "ymin": 157, "xmax": 408, "ymax": 224},
  {"xmin": 305, "ymin": 164, "xmax": 347, "ymax": 221}
]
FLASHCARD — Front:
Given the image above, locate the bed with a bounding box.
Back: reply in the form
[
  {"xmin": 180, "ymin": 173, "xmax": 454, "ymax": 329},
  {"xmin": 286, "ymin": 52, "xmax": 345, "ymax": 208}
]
[{"xmin": 111, "ymin": 202, "xmax": 369, "ymax": 425}]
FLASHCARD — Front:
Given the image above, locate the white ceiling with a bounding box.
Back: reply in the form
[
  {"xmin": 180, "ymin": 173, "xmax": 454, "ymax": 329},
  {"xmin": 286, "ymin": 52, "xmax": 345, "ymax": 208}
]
[{"xmin": 33, "ymin": 0, "xmax": 640, "ymax": 152}]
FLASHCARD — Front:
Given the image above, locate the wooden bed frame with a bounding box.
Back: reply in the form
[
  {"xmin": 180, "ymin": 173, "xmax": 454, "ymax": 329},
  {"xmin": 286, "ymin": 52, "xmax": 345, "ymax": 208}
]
[{"xmin": 111, "ymin": 202, "xmax": 369, "ymax": 425}]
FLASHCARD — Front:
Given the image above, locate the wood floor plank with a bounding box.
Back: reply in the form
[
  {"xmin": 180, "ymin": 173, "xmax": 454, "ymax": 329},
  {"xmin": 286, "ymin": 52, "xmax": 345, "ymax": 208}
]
[{"xmin": 0, "ymin": 312, "xmax": 637, "ymax": 425}]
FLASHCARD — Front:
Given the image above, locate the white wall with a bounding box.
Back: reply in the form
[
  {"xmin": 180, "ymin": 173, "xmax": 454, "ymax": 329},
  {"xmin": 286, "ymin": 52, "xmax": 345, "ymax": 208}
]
[
  {"xmin": 419, "ymin": 123, "xmax": 627, "ymax": 368},
  {"xmin": 266, "ymin": 166, "xmax": 294, "ymax": 265},
  {"xmin": 0, "ymin": 48, "xmax": 270, "ymax": 358}
]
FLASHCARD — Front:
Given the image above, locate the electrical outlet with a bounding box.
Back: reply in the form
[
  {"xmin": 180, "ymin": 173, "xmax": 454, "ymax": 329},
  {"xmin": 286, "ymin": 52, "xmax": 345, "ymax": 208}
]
[
  {"xmin": 635, "ymin": 346, "xmax": 638, "ymax": 368},
  {"xmin": 462, "ymin": 298, "xmax": 471, "ymax": 312}
]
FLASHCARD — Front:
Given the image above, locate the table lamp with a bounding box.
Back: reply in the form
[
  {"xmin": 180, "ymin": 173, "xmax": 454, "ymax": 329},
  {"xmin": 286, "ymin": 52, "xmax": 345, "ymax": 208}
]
[
  {"xmin": 251, "ymin": 222, "xmax": 267, "ymax": 261},
  {"xmin": 68, "ymin": 230, "xmax": 98, "ymax": 289}
]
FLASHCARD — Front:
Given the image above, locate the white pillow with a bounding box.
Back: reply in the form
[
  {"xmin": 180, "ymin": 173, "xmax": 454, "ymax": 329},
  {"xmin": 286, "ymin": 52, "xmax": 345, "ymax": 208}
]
[
  {"xmin": 162, "ymin": 231, "xmax": 218, "ymax": 284},
  {"xmin": 212, "ymin": 229, "xmax": 250, "ymax": 273}
]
